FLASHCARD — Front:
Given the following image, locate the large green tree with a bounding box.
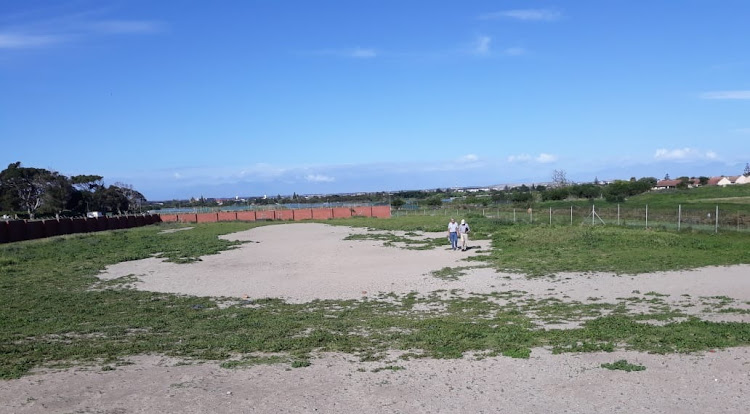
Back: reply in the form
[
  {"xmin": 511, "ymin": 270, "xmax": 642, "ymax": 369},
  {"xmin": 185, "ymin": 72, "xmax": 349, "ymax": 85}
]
[{"xmin": 0, "ymin": 162, "xmax": 55, "ymax": 218}]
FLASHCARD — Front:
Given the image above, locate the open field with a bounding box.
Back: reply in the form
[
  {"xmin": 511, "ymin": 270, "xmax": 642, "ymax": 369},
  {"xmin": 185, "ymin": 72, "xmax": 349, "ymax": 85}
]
[{"xmin": 1, "ymin": 219, "xmax": 749, "ymax": 413}]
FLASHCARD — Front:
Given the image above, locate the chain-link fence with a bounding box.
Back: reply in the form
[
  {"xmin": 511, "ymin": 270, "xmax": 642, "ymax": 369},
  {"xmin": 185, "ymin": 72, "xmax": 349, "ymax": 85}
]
[{"xmin": 391, "ymin": 204, "xmax": 750, "ymax": 233}]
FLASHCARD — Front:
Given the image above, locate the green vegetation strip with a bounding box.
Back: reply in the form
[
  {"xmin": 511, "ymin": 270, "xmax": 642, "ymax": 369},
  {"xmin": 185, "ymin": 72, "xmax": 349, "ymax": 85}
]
[{"xmin": 1, "ymin": 220, "xmax": 749, "ymax": 379}]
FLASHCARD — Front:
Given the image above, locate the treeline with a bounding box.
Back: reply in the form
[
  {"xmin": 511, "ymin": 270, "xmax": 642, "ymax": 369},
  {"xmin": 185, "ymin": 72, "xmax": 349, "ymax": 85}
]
[
  {"xmin": 389, "ymin": 177, "xmax": 659, "ymax": 208},
  {"xmin": 540, "ymin": 177, "xmax": 657, "ymax": 203},
  {"xmin": 0, "ymin": 162, "xmax": 146, "ymax": 219}
]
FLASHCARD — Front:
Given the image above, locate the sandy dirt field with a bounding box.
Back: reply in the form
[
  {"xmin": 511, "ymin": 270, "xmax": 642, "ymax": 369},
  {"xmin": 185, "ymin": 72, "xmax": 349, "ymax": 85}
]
[{"xmin": 2, "ymin": 223, "xmax": 749, "ymax": 413}]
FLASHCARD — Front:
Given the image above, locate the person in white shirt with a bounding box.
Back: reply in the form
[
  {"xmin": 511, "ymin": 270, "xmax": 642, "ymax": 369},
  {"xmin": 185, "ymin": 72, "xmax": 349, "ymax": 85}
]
[
  {"xmin": 447, "ymin": 218, "xmax": 459, "ymax": 250},
  {"xmin": 458, "ymin": 219, "xmax": 470, "ymax": 251}
]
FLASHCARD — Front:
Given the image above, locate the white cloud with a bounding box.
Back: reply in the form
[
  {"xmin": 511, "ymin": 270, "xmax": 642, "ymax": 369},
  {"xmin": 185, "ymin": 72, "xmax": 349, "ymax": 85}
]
[
  {"xmin": 459, "ymin": 154, "xmax": 479, "ymax": 162},
  {"xmin": 479, "ymin": 9, "xmax": 562, "ymax": 22},
  {"xmin": 305, "ymin": 174, "xmax": 335, "ymax": 183},
  {"xmin": 700, "ymin": 90, "xmax": 750, "ymax": 100},
  {"xmin": 473, "ymin": 35, "xmax": 491, "ymax": 55},
  {"xmin": 536, "ymin": 153, "xmax": 557, "ymax": 163},
  {"xmin": 350, "ymin": 47, "xmax": 376, "ymax": 58},
  {"xmin": 654, "ymin": 148, "xmax": 719, "ymax": 161},
  {"xmin": 173, "ymin": 172, "xmax": 182, "ymax": 179}
]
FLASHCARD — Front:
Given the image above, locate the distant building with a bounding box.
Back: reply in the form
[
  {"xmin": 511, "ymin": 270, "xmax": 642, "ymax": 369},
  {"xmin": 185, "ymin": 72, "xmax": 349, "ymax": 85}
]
[
  {"xmin": 717, "ymin": 177, "xmax": 733, "ymax": 186},
  {"xmin": 653, "ymin": 179, "xmax": 681, "ymax": 190}
]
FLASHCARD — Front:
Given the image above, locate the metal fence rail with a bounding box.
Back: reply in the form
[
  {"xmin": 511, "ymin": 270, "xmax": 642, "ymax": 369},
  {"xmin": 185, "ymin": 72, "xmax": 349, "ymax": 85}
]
[{"xmin": 391, "ymin": 204, "xmax": 750, "ymax": 233}]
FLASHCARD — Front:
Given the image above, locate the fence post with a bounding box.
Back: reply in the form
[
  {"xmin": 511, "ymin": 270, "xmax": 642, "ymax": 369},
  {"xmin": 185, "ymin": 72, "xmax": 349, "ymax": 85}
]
[
  {"xmin": 646, "ymin": 205, "xmax": 649, "ymax": 228},
  {"xmin": 617, "ymin": 204, "xmax": 620, "ymax": 226},
  {"xmin": 678, "ymin": 204, "xmax": 681, "ymax": 231},
  {"xmin": 570, "ymin": 205, "xmax": 573, "ymax": 226},
  {"xmin": 549, "ymin": 207, "xmax": 552, "ymax": 225},
  {"xmin": 592, "ymin": 204, "xmax": 595, "ymax": 226},
  {"xmin": 715, "ymin": 205, "xmax": 719, "ymax": 233},
  {"xmin": 513, "ymin": 209, "xmax": 516, "ymax": 223}
]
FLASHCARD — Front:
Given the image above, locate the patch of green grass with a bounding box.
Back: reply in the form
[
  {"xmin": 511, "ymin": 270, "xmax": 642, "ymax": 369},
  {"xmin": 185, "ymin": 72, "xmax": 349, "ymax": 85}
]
[
  {"xmin": 469, "ymin": 224, "xmax": 750, "ymax": 276},
  {"xmin": 291, "ymin": 359, "xmax": 311, "ymax": 368},
  {"xmin": 430, "ymin": 267, "xmax": 470, "ymax": 280},
  {"xmin": 601, "ymin": 359, "xmax": 646, "ymax": 372},
  {"xmin": 717, "ymin": 308, "xmax": 750, "ymax": 315},
  {"xmin": 344, "ymin": 232, "xmax": 445, "ymax": 250}
]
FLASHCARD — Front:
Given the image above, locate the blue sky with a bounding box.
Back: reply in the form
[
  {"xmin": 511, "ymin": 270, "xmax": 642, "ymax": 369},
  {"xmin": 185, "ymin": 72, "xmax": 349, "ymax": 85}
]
[{"xmin": 1, "ymin": 1, "xmax": 749, "ymax": 200}]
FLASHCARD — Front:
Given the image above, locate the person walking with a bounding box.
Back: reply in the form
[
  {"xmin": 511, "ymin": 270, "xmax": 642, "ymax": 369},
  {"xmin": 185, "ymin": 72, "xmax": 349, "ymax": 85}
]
[
  {"xmin": 458, "ymin": 219, "xmax": 470, "ymax": 251},
  {"xmin": 447, "ymin": 218, "xmax": 459, "ymax": 250}
]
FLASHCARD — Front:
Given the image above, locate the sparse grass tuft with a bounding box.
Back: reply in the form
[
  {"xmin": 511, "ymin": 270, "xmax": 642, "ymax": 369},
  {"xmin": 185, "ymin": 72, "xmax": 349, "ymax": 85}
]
[{"xmin": 601, "ymin": 359, "xmax": 646, "ymax": 372}]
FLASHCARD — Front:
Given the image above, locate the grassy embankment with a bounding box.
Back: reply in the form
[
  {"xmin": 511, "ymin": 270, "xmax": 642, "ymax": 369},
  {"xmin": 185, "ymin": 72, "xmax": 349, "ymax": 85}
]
[{"xmin": 1, "ymin": 218, "xmax": 749, "ymax": 379}]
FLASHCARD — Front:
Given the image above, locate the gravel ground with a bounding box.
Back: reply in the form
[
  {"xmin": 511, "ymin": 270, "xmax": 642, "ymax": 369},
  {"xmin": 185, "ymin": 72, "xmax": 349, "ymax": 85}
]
[{"xmin": 2, "ymin": 223, "xmax": 748, "ymax": 413}]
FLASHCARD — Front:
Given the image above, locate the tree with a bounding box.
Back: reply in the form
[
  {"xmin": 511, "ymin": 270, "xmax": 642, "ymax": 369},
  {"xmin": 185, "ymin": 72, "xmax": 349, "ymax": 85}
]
[
  {"xmin": 699, "ymin": 176, "xmax": 709, "ymax": 185},
  {"xmin": 0, "ymin": 162, "xmax": 55, "ymax": 218},
  {"xmin": 664, "ymin": 173, "xmax": 670, "ymax": 180},
  {"xmin": 552, "ymin": 169, "xmax": 568, "ymax": 188},
  {"xmin": 95, "ymin": 186, "xmax": 128, "ymax": 214},
  {"xmin": 676, "ymin": 176, "xmax": 690, "ymax": 189},
  {"xmin": 390, "ymin": 198, "xmax": 405, "ymax": 209},
  {"xmin": 113, "ymin": 182, "xmax": 146, "ymax": 213},
  {"xmin": 744, "ymin": 163, "xmax": 750, "ymax": 177},
  {"xmin": 511, "ymin": 191, "xmax": 533, "ymax": 205},
  {"xmin": 425, "ymin": 195, "xmax": 443, "ymax": 207},
  {"xmin": 43, "ymin": 172, "xmax": 75, "ymax": 217},
  {"xmin": 541, "ymin": 187, "xmax": 569, "ymax": 201},
  {"xmin": 603, "ymin": 180, "xmax": 630, "ymax": 202}
]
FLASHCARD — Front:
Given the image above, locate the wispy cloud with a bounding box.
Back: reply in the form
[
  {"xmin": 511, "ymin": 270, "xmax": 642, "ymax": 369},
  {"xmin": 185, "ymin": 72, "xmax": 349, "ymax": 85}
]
[
  {"xmin": 472, "ymin": 35, "xmax": 491, "ymax": 55},
  {"xmin": 0, "ymin": 33, "xmax": 63, "ymax": 49},
  {"xmin": 305, "ymin": 174, "xmax": 335, "ymax": 183},
  {"xmin": 479, "ymin": 9, "xmax": 562, "ymax": 22},
  {"xmin": 459, "ymin": 154, "xmax": 479, "ymax": 163},
  {"xmin": 654, "ymin": 148, "xmax": 718, "ymax": 161},
  {"xmin": 0, "ymin": 6, "xmax": 164, "ymax": 50},
  {"xmin": 700, "ymin": 90, "xmax": 750, "ymax": 100},
  {"xmin": 350, "ymin": 47, "xmax": 376, "ymax": 58},
  {"xmin": 507, "ymin": 153, "xmax": 558, "ymax": 163}
]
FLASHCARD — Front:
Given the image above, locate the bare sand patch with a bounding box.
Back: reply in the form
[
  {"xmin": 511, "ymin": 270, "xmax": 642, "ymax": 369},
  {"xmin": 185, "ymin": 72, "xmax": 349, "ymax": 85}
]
[
  {"xmin": 99, "ymin": 223, "xmax": 493, "ymax": 303},
  {"xmin": 2, "ymin": 349, "xmax": 748, "ymax": 414}
]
